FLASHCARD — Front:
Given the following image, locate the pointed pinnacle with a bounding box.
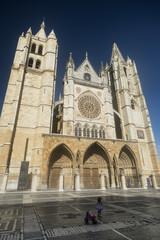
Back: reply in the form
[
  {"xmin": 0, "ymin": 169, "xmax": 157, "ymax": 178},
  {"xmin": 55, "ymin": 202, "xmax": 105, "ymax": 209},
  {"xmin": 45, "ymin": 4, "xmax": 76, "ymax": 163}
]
[
  {"xmin": 48, "ymin": 29, "xmax": 56, "ymax": 39},
  {"xmin": 105, "ymin": 62, "xmax": 109, "ymax": 69},
  {"xmin": 100, "ymin": 61, "xmax": 104, "ymax": 71},
  {"xmin": 41, "ymin": 21, "xmax": 45, "ymax": 29},
  {"xmin": 27, "ymin": 27, "xmax": 32, "ymax": 34}
]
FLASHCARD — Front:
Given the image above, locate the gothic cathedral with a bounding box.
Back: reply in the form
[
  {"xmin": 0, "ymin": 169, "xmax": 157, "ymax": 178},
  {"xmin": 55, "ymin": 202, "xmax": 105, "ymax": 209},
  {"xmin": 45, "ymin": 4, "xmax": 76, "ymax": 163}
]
[{"xmin": 0, "ymin": 22, "xmax": 160, "ymax": 192}]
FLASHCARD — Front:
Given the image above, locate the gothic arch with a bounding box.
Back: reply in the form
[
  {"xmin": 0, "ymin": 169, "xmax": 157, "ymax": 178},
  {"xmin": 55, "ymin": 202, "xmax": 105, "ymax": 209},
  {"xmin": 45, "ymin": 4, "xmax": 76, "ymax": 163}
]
[
  {"xmin": 83, "ymin": 142, "xmax": 111, "ymax": 189},
  {"xmin": 118, "ymin": 145, "xmax": 139, "ymax": 187},
  {"xmin": 83, "ymin": 142, "xmax": 111, "ymax": 165},
  {"xmin": 119, "ymin": 145, "xmax": 137, "ymax": 166},
  {"xmin": 47, "ymin": 144, "xmax": 74, "ymax": 189}
]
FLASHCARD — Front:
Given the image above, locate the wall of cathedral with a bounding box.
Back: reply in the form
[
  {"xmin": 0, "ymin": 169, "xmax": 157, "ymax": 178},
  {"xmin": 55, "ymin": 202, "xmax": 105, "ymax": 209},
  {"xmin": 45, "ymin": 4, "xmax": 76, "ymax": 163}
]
[
  {"xmin": 40, "ymin": 134, "xmax": 143, "ymax": 190},
  {"xmin": 0, "ymin": 24, "xmax": 160, "ymax": 192}
]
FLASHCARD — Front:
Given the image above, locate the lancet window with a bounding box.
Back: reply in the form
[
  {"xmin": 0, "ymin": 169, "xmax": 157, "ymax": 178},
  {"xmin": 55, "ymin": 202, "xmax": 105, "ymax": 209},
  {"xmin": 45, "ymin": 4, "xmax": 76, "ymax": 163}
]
[
  {"xmin": 31, "ymin": 43, "xmax": 36, "ymax": 53},
  {"xmin": 28, "ymin": 58, "xmax": 33, "ymax": 68},
  {"xmin": 38, "ymin": 45, "xmax": 43, "ymax": 55}
]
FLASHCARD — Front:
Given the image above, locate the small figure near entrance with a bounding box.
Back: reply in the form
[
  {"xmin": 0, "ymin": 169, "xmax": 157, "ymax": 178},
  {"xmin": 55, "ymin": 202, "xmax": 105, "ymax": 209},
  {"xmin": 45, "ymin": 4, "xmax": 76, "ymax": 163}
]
[{"xmin": 96, "ymin": 197, "xmax": 103, "ymax": 217}]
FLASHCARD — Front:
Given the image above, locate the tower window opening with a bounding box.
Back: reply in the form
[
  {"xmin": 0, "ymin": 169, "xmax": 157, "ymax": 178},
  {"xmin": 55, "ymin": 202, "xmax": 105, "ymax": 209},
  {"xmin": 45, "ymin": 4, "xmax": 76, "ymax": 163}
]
[
  {"xmin": 79, "ymin": 128, "xmax": 81, "ymax": 137},
  {"xmin": 31, "ymin": 43, "xmax": 36, "ymax": 53},
  {"xmin": 131, "ymin": 100, "xmax": 135, "ymax": 110},
  {"xmin": 28, "ymin": 58, "xmax": 33, "ymax": 68},
  {"xmin": 124, "ymin": 67, "xmax": 127, "ymax": 76},
  {"xmin": 35, "ymin": 60, "xmax": 41, "ymax": 69},
  {"xmin": 83, "ymin": 128, "xmax": 86, "ymax": 137},
  {"xmin": 38, "ymin": 45, "xmax": 43, "ymax": 55}
]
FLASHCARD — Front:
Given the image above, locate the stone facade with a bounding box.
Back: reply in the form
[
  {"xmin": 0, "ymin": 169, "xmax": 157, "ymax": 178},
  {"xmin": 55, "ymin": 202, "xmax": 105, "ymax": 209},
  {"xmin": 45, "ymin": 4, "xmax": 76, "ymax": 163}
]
[{"xmin": 0, "ymin": 22, "xmax": 159, "ymax": 192}]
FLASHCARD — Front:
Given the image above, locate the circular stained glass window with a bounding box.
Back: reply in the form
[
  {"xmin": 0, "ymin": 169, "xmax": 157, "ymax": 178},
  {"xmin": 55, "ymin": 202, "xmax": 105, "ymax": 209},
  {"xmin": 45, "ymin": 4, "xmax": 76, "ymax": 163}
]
[
  {"xmin": 84, "ymin": 73, "xmax": 91, "ymax": 81},
  {"xmin": 78, "ymin": 95, "xmax": 101, "ymax": 119}
]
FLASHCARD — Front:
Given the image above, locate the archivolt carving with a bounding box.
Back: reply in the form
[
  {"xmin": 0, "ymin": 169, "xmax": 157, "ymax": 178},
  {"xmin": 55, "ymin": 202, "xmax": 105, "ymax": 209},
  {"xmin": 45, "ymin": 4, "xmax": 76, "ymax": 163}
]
[
  {"xmin": 119, "ymin": 151, "xmax": 135, "ymax": 168},
  {"xmin": 84, "ymin": 154, "xmax": 106, "ymax": 168}
]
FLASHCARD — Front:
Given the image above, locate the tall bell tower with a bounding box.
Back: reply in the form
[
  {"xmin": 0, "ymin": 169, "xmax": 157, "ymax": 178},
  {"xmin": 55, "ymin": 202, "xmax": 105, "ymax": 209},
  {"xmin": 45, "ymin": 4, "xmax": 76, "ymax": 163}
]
[
  {"xmin": 110, "ymin": 42, "xmax": 159, "ymax": 173},
  {"xmin": 0, "ymin": 22, "xmax": 58, "ymax": 190}
]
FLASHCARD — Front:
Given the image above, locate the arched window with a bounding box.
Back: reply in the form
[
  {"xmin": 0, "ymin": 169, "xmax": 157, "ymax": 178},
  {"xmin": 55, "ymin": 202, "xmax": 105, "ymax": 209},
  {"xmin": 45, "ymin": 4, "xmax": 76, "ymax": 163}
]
[
  {"xmin": 91, "ymin": 129, "xmax": 94, "ymax": 138},
  {"xmin": 99, "ymin": 130, "xmax": 102, "ymax": 138},
  {"xmin": 31, "ymin": 43, "xmax": 36, "ymax": 53},
  {"xmin": 79, "ymin": 128, "xmax": 81, "ymax": 137},
  {"xmin": 75, "ymin": 127, "xmax": 78, "ymax": 136},
  {"xmin": 28, "ymin": 58, "xmax": 33, "ymax": 68},
  {"xmin": 103, "ymin": 130, "xmax": 105, "ymax": 139},
  {"xmin": 131, "ymin": 100, "xmax": 135, "ymax": 110},
  {"xmin": 95, "ymin": 129, "xmax": 98, "ymax": 138},
  {"xmin": 38, "ymin": 45, "xmax": 43, "ymax": 55},
  {"xmin": 87, "ymin": 128, "xmax": 90, "ymax": 137},
  {"xmin": 35, "ymin": 60, "xmax": 41, "ymax": 69},
  {"xmin": 83, "ymin": 128, "xmax": 86, "ymax": 137}
]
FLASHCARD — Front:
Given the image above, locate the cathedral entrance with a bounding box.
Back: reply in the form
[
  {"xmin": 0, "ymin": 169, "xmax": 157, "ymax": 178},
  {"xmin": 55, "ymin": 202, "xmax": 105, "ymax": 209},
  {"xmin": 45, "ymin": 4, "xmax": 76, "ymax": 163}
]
[
  {"xmin": 83, "ymin": 142, "xmax": 110, "ymax": 189},
  {"xmin": 48, "ymin": 144, "xmax": 73, "ymax": 190},
  {"xmin": 119, "ymin": 145, "xmax": 139, "ymax": 188}
]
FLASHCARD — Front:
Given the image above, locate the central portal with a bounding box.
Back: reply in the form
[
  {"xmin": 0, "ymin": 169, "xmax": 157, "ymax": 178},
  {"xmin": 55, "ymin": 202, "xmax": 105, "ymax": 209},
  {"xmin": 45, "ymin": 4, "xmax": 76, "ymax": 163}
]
[{"xmin": 83, "ymin": 142, "xmax": 111, "ymax": 189}]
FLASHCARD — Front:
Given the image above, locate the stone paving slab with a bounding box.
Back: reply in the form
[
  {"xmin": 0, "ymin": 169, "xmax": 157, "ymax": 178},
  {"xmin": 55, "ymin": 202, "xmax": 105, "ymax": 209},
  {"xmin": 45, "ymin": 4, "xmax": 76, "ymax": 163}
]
[{"xmin": 0, "ymin": 189, "xmax": 160, "ymax": 239}]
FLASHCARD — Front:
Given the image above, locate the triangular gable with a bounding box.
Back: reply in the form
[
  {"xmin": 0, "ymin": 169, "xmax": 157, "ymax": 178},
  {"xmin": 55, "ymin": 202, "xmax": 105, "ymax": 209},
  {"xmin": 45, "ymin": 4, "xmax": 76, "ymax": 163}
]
[
  {"xmin": 35, "ymin": 21, "xmax": 47, "ymax": 40},
  {"xmin": 75, "ymin": 57, "xmax": 99, "ymax": 83}
]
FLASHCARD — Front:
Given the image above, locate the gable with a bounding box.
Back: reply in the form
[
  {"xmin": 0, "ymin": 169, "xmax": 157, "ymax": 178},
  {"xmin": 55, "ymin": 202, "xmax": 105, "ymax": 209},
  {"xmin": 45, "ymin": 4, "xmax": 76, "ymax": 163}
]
[{"xmin": 74, "ymin": 58, "xmax": 100, "ymax": 83}]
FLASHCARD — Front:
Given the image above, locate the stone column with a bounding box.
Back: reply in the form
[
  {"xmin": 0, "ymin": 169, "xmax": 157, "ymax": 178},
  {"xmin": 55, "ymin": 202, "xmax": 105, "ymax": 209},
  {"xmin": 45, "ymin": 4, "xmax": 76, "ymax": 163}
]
[
  {"xmin": 75, "ymin": 172, "xmax": 81, "ymax": 191},
  {"xmin": 100, "ymin": 174, "xmax": 106, "ymax": 190},
  {"xmin": 121, "ymin": 173, "xmax": 127, "ymax": 189},
  {"xmin": 140, "ymin": 174, "xmax": 147, "ymax": 189},
  {"xmin": 59, "ymin": 171, "xmax": 64, "ymax": 191},
  {"xmin": 1, "ymin": 173, "xmax": 8, "ymax": 192},
  {"xmin": 79, "ymin": 165, "xmax": 84, "ymax": 189},
  {"xmin": 31, "ymin": 170, "xmax": 38, "ymax": 192},
  {"xmin": 151, "ymin": 173, "xmax": 157, "ymax": 189}
]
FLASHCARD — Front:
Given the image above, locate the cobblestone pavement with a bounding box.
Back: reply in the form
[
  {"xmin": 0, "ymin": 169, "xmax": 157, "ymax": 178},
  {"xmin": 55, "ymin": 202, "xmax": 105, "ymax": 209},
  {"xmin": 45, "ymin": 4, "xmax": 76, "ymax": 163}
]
[{"xmin": 0, "ymin": 189, "xmax": 160, "ymax": 239}]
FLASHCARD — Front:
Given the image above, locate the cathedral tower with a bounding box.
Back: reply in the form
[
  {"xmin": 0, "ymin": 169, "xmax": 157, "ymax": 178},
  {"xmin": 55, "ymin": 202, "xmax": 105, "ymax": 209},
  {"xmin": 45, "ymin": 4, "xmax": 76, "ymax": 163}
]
[
  {"xmin": 109, "ymin": 43, "xmax": 159, "ymax": 173},
  {"xmin": 0, "ymin": 22, "xmax": 58, "ymax": 190}
]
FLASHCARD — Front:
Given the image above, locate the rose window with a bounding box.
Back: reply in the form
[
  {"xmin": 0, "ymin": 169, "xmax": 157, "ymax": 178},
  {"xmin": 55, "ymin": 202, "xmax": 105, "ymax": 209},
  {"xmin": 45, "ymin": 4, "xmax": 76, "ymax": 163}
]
[{"xmin": 78, "ymin": 95, "xmax": 101, "ymax": 119}]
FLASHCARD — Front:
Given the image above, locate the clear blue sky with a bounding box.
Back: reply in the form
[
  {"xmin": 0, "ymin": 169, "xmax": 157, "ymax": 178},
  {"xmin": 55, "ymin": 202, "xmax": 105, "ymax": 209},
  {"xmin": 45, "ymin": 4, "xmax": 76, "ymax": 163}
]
[{"xmin": 0, "ymin": 0, "xmax": 160, "ymax": 159}]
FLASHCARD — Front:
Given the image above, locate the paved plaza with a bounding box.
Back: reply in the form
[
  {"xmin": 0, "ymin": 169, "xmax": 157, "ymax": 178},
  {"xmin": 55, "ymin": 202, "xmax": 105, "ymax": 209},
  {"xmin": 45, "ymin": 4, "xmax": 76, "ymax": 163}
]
[{"xmin": 0, "ymin": 189, "xmax": 160, "ymax": 239}]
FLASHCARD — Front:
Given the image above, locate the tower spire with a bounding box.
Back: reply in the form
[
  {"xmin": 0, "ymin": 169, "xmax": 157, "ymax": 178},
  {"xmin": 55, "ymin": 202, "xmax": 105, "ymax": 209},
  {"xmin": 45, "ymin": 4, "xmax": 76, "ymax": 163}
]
[
  {"xmin": 110, "ymin": 42, "xmax": 124, "ymax": 64},
  {"xmin": 35, "ymin": 21, "xmax": 46, "ymax": 39},
  {"xmin": 66, "ymin": 52, "xmax": 75, "ymax": 70},
  {"xmin": 99, "ymin": 61, "xmax": 105, "ymax": 77},
  {"xmin": 41, "ymin": 21, "xmax": 45, "ymax": 29}
]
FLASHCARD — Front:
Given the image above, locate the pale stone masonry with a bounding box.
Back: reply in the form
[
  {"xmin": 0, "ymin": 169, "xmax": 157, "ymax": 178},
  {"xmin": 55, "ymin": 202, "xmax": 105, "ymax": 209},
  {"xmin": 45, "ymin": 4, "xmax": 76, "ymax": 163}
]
[{"xmin": 0, "ymin": 22, "xmax": 159, "ymax": 192}]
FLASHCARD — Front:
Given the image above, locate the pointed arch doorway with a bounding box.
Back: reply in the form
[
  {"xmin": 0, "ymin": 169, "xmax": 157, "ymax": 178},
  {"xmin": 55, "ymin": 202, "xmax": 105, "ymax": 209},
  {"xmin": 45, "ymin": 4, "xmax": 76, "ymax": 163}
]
[
  {"xmin": 83, "ymin": 142, "xmax": 111, "ymax": 189},
  {"xmin": 48, "ymin": 144, "xmax": 73, "ymax": 190},
  {"xmin": 119, "ymin": 145, "xmax": 139, "ymax": 188}
]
